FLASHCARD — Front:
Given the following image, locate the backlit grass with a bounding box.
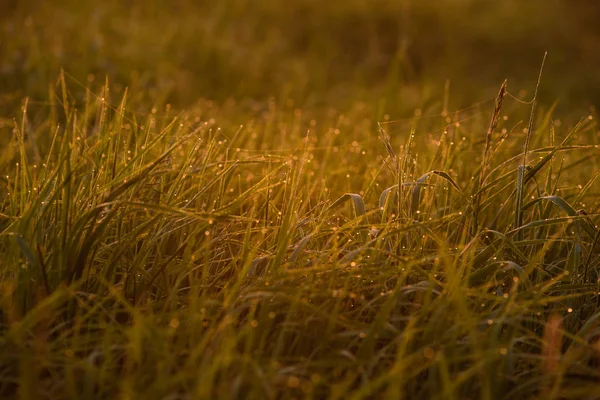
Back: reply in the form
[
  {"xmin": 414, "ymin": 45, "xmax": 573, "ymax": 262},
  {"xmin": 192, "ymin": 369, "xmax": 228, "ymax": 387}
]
[{"xmin": 1, "ymin": 1, "xmax": 600, "ymax": 399}]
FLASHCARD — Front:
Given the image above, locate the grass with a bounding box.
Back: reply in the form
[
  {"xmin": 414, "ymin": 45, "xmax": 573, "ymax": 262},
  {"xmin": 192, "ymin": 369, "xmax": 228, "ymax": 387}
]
[{"xmin": 2, "ymin": 1, "xmax": 600, "ymax": 399}]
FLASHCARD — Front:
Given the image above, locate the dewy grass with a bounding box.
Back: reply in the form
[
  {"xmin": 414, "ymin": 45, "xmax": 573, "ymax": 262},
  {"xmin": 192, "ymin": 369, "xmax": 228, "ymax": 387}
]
[
  {"xmin": 1, "ymin": 72, "xmax": 599, "ymax": 399},
  {"xmin": 1, "ymin": 3, "xmax": 600, "ymax": 397}
]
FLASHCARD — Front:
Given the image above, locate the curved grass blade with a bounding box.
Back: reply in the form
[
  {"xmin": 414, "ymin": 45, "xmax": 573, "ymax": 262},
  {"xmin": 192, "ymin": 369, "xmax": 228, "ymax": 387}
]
[
  {"xmin": 289, "ymin": 234, "xmax": 314, "ymax": 262},
  {"xmin": 523, "ymin": 195, "xmax": 596, "ymax": 238},
  {"xmin": 410, "ymin": 170, "xmax": 463, "ymax": 216},
  {"xmin": 329, "ymin": 193, "xmax": 367, "ymax": 222}
]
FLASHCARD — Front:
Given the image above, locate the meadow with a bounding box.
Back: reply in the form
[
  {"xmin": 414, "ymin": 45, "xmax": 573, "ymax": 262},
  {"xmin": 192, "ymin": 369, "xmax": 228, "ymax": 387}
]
[{"xmin": 1, "ymin": 1, "xmax": 600, "ymax": 399}]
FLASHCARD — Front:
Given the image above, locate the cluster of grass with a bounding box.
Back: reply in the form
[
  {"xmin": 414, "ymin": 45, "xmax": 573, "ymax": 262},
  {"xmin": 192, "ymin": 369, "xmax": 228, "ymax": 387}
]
[
  {"xmin": 2, "ymin": 1, "xmax": 600, "ymax": 399},
  {"xmin": 2, "ymin": 71, "xmax": 600, "ymax": 398}
]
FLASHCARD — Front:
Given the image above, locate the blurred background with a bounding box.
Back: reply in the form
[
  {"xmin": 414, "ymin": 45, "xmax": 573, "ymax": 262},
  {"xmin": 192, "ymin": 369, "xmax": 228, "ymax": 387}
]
[{"xmin": 1, "ymin": 0, "xmax": 599, "ymax": 113}]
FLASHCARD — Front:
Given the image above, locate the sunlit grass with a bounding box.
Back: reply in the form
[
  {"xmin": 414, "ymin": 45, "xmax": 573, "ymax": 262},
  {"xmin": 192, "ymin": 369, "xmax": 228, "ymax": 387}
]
[
  {"xmin": 1, "ymin": 68, "xmax": 599, "ymax": 398},
  {"xmin": 2, "ymin": 1, "xmax": 600, "ymax": 398}
]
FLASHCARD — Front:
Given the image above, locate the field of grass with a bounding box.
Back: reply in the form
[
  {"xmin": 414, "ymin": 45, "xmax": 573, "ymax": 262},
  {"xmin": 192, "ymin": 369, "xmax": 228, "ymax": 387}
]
[{"xmin": 2, "ymin": 1, "xmax": 600, "ymax": 399}]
